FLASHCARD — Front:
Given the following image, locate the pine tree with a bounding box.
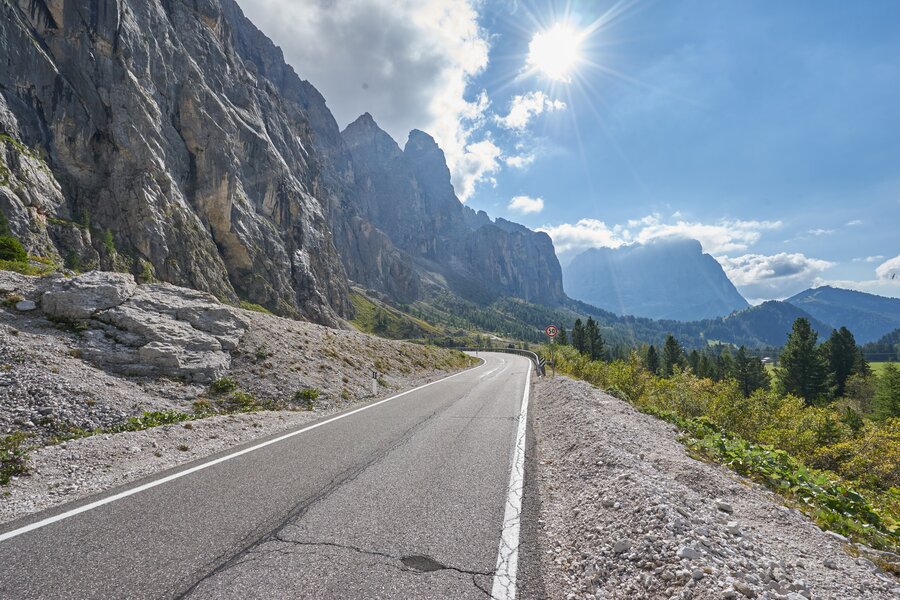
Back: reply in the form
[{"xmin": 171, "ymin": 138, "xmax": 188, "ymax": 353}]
[
  {"xmin": 645, "ymin": 345, "xmax": 659, "ymax": 375},
  {"xmin": 824, "ymin": 326, "xmax": 860, "ymax": 398},
  {"xmin": 873, "ymin": 362, "xmax": 900, "ymax": 421},
  {"xmin": 688, "ymin": 350, "xmax": 700, "ymax": 375},
  {"xmin": 585, "ymin": 317, "xmax": 604, "ymax": 361},
  {"xmin": 731, "ymin": 346, "xmax": 770, "ymax": 397},
  {"xmin": 662, "ymin": 335, "xmax": 684, "ymax": 378},
  {"xmin": 556, "ymin": 326, "xmax": 568, "ymax": 346},
  {"xmin": 698, "ymin": 354, "xmax": 712, "ymax": 379},
  {"xmin": 572, "ymin": 319, "xmax": 586, "ymax": 354},
  {"xmin": 777, "ymin": 318, "xmax": 831, "ymax": 405}
]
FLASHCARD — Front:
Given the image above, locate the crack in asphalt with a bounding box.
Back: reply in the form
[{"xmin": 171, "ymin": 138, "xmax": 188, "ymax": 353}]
[{"xmin": 169, "ymin": 385, "xmax": 490, "ymax": 599}]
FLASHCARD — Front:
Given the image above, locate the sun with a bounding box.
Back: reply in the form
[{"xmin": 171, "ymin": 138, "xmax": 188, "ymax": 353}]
[{"xmin": 527, "ymin": 23, "xmax": 583, "ymax": 82}]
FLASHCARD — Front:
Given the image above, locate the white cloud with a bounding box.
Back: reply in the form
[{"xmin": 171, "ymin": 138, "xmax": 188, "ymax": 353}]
[
  {"xmin": 852, "ymin": 255, "xmax": 885, "ymax": 263},
  {"xmin": 876, "ymin": 254, "xmax": 900, "ymax": 280},
  {"xmin": 808, "ymin": 228, "xmax": 835, "ymax": 236},
  {"xmin": 718, "ymin": 253, "xmax": 835, "ymax": 299},
  {"xmin": 504, "ymin": 153, "xmax": 536, "ymax": 169},
  {"xmin": 537, "ymin": 219, "xmax": 626, "ymax": 254},
  {"xmin": 495, "ymin": 91, "xmax": 566, "ymax": 130},
  {"xmin": 452, "ymin": 139, "xmax": 502, "ymax": 201},
  {"xmin": 236, "ymin": 0, "xmax": 493, "ymax": 200},
  {"xmin": 539, "ymin": 213, "xmax": 782, "ymax": 257},
  {"xmin": 507, "ymin": 195, "xmax": 545, "ymax": 214},
  {"xmin": 846, "ymin": 219, "xmax": 863, "ymax": 226}
]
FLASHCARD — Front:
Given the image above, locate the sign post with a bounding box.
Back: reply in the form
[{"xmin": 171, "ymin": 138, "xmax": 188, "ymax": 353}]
[{"xmin": 545, "ymin": 325, "xmax": 558, "ymax": 377}]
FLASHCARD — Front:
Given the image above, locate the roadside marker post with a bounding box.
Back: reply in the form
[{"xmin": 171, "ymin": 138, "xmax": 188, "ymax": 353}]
[{"xmin": 371, "ymin": 370, "xmax": 378, "ymax": 396}]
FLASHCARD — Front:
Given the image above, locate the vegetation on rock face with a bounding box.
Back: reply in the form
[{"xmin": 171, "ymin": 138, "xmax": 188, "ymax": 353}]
[{"xmin": 548, "ymin": 316, "xmax": 900, "ymax": 553}]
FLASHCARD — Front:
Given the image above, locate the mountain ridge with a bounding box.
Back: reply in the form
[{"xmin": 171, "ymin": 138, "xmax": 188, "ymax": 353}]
[{"xmin": 785, "ymin": 285, "xmax": 900, "ymax": 344}]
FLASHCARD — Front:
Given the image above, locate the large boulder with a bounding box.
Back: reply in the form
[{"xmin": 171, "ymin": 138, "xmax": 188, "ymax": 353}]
[
  {"xmin": 40, "ymin": 272, "xmax": 250, "ymax": 383},
  {"xmin": 41, "ymin": 272, "xmax": 138, "ymax": 320}
]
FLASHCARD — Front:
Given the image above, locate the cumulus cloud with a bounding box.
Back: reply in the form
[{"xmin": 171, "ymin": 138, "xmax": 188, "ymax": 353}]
[
  {"xmin": 717, "ymin": 253, "xmax": 835, "ymax": 299},
  {"xmin": 453, "ymin": 139, "xmax": 502, "ymax": 201},
  {"xmin": 507, "ymin": 195, "xmax": 545, "ymax": 214},
  {"xmin": 809, "ymin": 228, "xmax": 835, "ymax": 236},
  {"xmin": 540, "ymin": 213, "xmax": 781, "ymax": 257},
  {"xmin": 852, "ymin": 255, "xmax": 884, "ymax": 263},
  {"xmin": 630, "ymin": 215, "xmax": 782, "ymax": 253},
  {"xmin": 846, "ymin": 219, "xmax": 863, "ymax": 226},
  {"xmin": 495, "ymin": 91, "xmax": 567, "ymax": 130},
  {"xmin": 504, "ymin": 153, "xmax": 536, "ymax": 169},
  {"xmin": 537, "ymin": 219, "xmax": 626, "ymax": 254},
  {"xmin": 236, "ymin": 0, "xmax": 494, "ymax": 200},
  {"xmin": 876, "ymin": 254, "xmax": 900, "ymax": 280}
]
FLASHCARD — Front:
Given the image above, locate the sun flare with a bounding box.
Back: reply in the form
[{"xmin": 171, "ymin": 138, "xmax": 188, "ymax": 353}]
[{"xmin": 527, "ymin": 23, "xmax": 583, "ymax": 82}]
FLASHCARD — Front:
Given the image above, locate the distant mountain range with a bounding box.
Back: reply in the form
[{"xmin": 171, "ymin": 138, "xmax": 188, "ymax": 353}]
[
  {"xmin": 785, "ymin": 286, "xmax": 900, "ymax": 344},
  {"xmin": 563, "ymin": 238, "xmax": 749, "ymax": 321}
]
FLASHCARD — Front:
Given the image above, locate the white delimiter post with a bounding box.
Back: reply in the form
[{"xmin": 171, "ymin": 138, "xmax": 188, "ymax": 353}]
[{"xmin": 372, "ymin": 370, "xmax": 378, "ymax": 396}]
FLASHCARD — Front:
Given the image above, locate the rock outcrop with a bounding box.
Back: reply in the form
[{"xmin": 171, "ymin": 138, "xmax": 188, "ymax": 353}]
[
  {"xmin": 40, "ymin": 271, "xmax": 249, "ymax": 382},
  {"xmin": 342, "ymin": 115, "xmax": 566, "ymax": 305}
]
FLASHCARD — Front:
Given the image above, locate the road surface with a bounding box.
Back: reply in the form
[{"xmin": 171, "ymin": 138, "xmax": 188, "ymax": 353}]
[{"xmin": 0, "ymin": 352, "xmax": 539, "ymax": 599}]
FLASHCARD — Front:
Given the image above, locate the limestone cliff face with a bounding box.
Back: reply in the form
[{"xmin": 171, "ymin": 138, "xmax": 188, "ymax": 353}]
[
  {"xmin": 342, "ymin": 115, "xmax": 566, "ymax": 306},
  {"xmin": 0, "ymin": 0, "xmax": 352, "ymax": 324},
  {"xmin": 1, "ymin": 0, "xmax": 563, "ymax": 321}
]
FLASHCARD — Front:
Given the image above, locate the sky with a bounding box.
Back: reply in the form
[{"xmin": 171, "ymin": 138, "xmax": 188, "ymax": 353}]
[{"xmin": 237, "ymin": 0, "xmax": 900, "ymax": 303}]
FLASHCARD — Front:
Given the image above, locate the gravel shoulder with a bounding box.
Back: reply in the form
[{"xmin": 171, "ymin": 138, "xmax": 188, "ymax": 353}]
[{"xmin": 532, "ymin": 376, "xmax": 899, "ymax": 600}]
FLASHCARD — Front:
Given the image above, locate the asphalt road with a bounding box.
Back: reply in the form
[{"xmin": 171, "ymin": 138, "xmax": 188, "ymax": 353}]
[{"xmin": 0, "ymin": 352, "xmax": 537, "ymax": 599}]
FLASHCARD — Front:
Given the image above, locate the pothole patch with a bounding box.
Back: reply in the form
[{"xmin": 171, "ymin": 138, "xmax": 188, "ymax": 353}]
[{"xmin": 401, "ymin": 555, "xmax": 445, "ymax": 572}]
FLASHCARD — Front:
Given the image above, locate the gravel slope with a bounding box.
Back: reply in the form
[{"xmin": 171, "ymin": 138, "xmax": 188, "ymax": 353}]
[{"xmin": 532, "ymin": 377, "xmax": 899, "ymax": 600}]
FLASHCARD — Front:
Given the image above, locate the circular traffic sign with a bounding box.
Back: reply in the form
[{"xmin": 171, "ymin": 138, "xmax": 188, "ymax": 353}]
[{"xmin": 545, "ymin": 325, "xmax": 558, "ymax": 338}]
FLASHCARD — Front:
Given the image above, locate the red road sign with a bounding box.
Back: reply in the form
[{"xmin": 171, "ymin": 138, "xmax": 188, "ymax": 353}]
[{"xmin": 545, "ymin": 325, "xmax": 558, "ymax": 338}]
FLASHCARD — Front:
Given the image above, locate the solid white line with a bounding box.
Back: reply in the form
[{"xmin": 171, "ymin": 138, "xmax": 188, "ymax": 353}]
[
  {"xmin": 491, "ymin": 362, "xmax": 532, "ymax": 600},
  {"xmin": 0, "ymin": 363, "xmax": 484, "ymax": 544}
]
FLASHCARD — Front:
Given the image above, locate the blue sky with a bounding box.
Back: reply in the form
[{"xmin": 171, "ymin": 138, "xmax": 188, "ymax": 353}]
[{"xmin": 240, "ymin": 0, "xmax": 899, "ymax": 301}]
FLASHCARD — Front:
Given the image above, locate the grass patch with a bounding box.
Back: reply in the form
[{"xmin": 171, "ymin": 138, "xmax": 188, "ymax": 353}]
[
  {"xmin": 0, "ymin": 256, "xmax": 58, "ymax": 276},
  {"xmin": 0, "ymin": 432, "xmax": 31, "ymax": 485},
  {"xmin": 239, "ymin": 300, "xmax": 273, "ymax": 315},
  {"xmin": 350, "ymin": 291, "xmax": 440, "ymax": 340}
]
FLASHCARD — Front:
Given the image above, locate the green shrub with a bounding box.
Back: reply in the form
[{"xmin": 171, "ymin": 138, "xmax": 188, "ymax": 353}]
[
  {"xmin": 294, "ymin": 388, "xmax": 320, "ymax": 410},
  {"xmin": 0, "ymin": 236, "xmax": 27, "ymax": 262},
  {"xmin": 209, "ymin": 377, "xmax": 238, "ymax": 394},
  {"xmin": 0, "ymin": 432, "xmax": 31, "ymax": 485}
]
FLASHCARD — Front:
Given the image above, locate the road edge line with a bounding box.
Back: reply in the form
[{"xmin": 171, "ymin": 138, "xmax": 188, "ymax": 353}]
[
  {"xmin": 491, "ymin": 362, "xmax": 532, "ymax": 599},
  {"xmin": 0, "ymin": 362, "xmax": 483, "ymax": 543}
]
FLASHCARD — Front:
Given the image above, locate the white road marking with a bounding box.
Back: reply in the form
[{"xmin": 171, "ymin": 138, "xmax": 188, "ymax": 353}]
[
  {"xmin": 0, "ymin": 362, "xmax": 486, "ymax": 543},
  {"xmin": 480, "ymin": 365, "xmax": 502, "ymax": 379},
  {"xmin": 491, "ymin": 362, "xmax": 532, "ymax": 600}
]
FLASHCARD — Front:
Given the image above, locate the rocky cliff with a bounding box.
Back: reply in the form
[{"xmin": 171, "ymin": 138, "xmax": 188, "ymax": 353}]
[
  {"xmin": 342, "ymin": 115, "xmax": 565, "ymax": 305},
  {"xmin": 0, "ymin": 0, "xmax": 564, "ymax": 323},
  {"xmin": 564, "ymin": 238, "xmax": 749, "ymax": 321},
  {"xmin": 0, "ymin": 0, "xmax": 354, "ymax": 323}
]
